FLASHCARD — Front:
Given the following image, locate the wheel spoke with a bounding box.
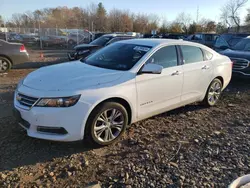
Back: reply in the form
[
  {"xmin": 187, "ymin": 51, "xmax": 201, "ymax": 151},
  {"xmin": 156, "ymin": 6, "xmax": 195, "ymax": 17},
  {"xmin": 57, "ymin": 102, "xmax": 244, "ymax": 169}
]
[
  {"xmin": 108, "ymin": 128, "xmax": 115, "ymax": 140},
  {"xmin": 209, "ymin": 95, "xmax": 214, "ymax": 102},
  {"xmin": 97, "ymin": 117, "xmax": 106, "ymax": 123},
  {"xmin": 111, "ymin": 121, "xmax": 124, "ymax": 131},
  {"xmin": 111, "ymin": 109, "xmax": 122, "ymax": 121},
  {"xmin": 103, "ymin": 129, "xmax": 109, "ymax": 141},
  {"xmin": 99, "ymin": 111, "xmax": 108, "ymax": 122},
  {"xmin": 95, "ymin": 125, "xmax": 106, "ymax": 137}
]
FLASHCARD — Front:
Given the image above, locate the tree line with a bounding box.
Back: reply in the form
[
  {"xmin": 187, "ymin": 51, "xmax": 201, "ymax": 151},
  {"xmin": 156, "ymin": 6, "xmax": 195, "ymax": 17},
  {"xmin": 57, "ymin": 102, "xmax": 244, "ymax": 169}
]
[{"xmin": 0, "ymin": 0, "xmax": 249, "ymax": 34}]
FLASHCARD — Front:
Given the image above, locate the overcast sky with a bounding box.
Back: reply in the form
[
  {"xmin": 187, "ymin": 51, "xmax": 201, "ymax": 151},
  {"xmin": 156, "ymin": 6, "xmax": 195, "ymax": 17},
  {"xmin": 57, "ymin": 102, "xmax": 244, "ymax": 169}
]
[{"xmin": 1, "ymin": 0, "xmax": 250, "ymax": 23}]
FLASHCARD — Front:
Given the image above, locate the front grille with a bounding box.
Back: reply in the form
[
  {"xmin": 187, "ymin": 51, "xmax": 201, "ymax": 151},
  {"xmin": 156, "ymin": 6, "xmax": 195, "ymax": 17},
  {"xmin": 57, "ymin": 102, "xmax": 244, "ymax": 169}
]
[
  {"xmin": 231, "ymin": 58, "xmax": 249, "ymax": 70},
  {"xmin": 17, "ymin": 93, "xmax": 39, "ymax": 108}
]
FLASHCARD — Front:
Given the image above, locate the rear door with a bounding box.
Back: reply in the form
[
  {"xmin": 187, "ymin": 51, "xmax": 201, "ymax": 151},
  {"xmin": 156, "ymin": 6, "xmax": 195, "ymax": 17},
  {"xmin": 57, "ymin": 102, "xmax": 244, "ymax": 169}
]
[{"xmin": 179, "ymin": 45, "xmax": 213, "ymax": 102}]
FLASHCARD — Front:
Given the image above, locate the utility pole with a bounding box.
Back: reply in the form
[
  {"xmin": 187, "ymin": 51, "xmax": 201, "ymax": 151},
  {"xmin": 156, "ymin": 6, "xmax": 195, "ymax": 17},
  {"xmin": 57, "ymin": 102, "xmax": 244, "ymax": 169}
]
[
  {"xmin": 4, "ymin": 19, "xmax": 7, "ymax": 42},
  {"xmin": 196, "ymin": 6, "xmax": 200, "ymax": 23}
]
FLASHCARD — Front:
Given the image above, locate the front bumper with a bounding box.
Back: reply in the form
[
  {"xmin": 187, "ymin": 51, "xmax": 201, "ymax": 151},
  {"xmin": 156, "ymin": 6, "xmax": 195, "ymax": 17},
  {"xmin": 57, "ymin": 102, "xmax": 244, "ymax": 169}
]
[
  {"xmin": 232, "ymin": 67, "xmax": 250, "ymax": 77},
  {"xmin": 13, "ymin": 91, "xmax": 92, "ymax": 142}
]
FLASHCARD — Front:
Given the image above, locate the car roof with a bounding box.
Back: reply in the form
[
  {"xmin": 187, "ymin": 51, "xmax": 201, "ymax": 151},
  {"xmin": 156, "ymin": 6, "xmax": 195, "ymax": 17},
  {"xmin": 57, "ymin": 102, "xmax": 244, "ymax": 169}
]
[
  {"xmin": 117, "ymin": 38, "xmax": 200, "ymax": 47},
  {"xmin": 103, "ymin": 33, "xmax": 136, "ymax": 37}
]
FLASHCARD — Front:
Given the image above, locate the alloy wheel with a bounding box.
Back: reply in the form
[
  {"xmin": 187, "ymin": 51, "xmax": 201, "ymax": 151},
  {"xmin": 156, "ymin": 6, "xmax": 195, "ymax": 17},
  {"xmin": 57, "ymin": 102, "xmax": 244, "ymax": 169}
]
[
  {"xmin": 208, "ymin": 81, "xmax": 222, "ymax": 105},
  {"xmin": 0, "ymin": 59, "xmax": 9, "ymax": 72},
  {"xmin": 94, "ymin": 108, "xmax": 125, "ymax": 143}
]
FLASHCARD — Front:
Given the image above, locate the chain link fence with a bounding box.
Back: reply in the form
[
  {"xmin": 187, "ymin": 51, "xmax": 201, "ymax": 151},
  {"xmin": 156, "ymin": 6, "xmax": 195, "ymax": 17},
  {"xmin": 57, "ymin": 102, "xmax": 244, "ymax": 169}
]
[{"xmin": 0, "ymin": 27, "xmax": 94, "ymax": 49}]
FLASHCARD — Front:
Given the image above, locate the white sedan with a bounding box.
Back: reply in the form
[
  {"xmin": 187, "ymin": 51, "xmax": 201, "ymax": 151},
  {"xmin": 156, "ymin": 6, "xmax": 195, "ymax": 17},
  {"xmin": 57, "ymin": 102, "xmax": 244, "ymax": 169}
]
[{"xmin": 14, "ymin": 39, "xmax": 232, "ymax": 145}]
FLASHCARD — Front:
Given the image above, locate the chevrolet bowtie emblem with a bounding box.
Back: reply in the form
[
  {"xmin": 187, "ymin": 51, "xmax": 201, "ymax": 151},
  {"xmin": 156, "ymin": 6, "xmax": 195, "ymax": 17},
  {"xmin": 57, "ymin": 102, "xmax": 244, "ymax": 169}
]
[{"xmin": 16, "ymin": 94, "xmax": 22, "ymax": 101}]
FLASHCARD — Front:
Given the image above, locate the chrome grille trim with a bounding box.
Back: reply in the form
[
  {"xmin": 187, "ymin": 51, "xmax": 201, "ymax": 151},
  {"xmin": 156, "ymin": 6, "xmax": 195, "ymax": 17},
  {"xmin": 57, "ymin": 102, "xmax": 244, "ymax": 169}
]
[
  {"xmin": 230, "ymin": 57, "xmax": 249, "ymax": 70},
  {"xmin": 16, "ymin": 92, "xmax": 39, "ymax": 108}
]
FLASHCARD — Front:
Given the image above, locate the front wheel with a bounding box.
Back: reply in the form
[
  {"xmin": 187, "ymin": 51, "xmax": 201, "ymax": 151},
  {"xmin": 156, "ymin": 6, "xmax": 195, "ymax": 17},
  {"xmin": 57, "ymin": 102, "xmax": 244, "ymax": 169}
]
[
  {"xmin": 85, "ymin": 102, "xmax": 128, "ymax": 146},
  {"xmin": 203, "ymin": 78, "xmax": 222, "ymax": 106}
]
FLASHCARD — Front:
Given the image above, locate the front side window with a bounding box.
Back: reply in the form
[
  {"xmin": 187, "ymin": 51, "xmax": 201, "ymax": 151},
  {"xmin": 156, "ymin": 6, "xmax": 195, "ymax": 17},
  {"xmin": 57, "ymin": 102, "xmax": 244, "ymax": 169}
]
[
  {"xmin": 146, "ymin": 46, "xmax": 178, "ymax": 68},
  {"xmin": 204, "ymin": 34, "xmax": 215, "ymax": 41},
  {"xmin": 214, "ymin": 37, "xmax": 228, "ymax": 48},
  {"xmin": 90, "ymin": 36, "xmax": 113, "ymax": 46},
  {"xmin": 181, "ymin": 45, "xmax": 204, "ymax": 64},
  {"xmin": 107, "ymin": 37, "xmax": 121, "ymax": 45},
  {"xmin": 82, "ymin": 43, "xmax": 151, "ymax": 71}
]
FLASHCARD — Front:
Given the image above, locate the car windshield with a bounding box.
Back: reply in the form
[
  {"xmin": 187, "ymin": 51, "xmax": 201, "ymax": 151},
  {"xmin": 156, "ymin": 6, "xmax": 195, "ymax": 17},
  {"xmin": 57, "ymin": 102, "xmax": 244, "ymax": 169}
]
[
  {"xmin": 232, "ymin": 38, "xmax": 250, "ymax": 51},
  {"xmin": 81, "ymin": 43, "xmax": 152, "ymax": 71},
  {"xmin": 90, "ymin": 36, "xmax": 113, "ymax": 46}
]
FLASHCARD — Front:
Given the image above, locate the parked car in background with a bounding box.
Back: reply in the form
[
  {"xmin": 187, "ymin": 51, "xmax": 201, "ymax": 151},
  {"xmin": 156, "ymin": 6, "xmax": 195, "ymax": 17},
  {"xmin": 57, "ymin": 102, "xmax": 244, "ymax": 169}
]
[
  {"xmin": 93, "ymin": 32, "xmax": 111, "ymax": 40},
  {"xmin": 0, "ymin": 32, "xmax": 6, "ymax": 41},
  {"xmin": 8, "ymin": 34, "xmax": 39, "ymax": 46},
  {"xmin": 41, "ymin": 35, "xmax": 66, "ymax": 47},
  {"xmin": 213, "ymin": 33, "xmax": 250, "ymax": 52},
  {"xmin": 0, "ymin": 39, "xmax": 29, "ymax": 73},
  {"xmin": 67, "ymin": 33, "xmax": 90, "ymax": 47},
  {"xmin": 162, "ymin": 33, "xmax": 186, "ymax": 39},
  {"xmin": 14, "ymin": 39, "xmax": 232, "ymax": 145},
  {"xmin": 186, "ymin": 33, "xmax": 219, "ymax": 47},
  {"xmin": 68, "ymin": 33, "xmax": 138, "ymax": 60},
  {"xmin": 220, "ymin": 37, "xmax": 250, "ymax": 77}
]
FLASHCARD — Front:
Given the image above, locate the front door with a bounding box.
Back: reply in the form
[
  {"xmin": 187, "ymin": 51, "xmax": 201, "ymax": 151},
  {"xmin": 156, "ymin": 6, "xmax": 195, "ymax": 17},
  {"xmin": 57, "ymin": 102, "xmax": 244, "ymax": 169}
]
[{"xmin": 136, "ymin": 45, "xmax": 183, "ymax": 119}]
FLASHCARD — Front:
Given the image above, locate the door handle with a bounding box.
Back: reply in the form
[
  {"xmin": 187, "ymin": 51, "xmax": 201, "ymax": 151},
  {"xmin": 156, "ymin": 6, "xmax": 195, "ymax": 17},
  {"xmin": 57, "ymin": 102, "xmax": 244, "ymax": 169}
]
[
  {"xmin": 171, "ymin": 71, "xmax": 181, "ymax": 76},
  {"xmin": 202, "ymin": 65, "xmax": 210, "ymax": 70}
]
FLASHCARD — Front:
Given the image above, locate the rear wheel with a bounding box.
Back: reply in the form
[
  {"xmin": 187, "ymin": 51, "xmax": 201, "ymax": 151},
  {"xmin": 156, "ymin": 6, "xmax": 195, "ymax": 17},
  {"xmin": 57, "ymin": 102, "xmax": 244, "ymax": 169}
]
[
  {"xmin": 203, "ymin": 78, "xmax": 222, "ymax": 106},
  {"xmin": 85, "ymin": 102, "xmax": 128, "ymax": 146},
  {"xmin": 0, "ymin": 57, "xmax": 11, "ymax": 73}
]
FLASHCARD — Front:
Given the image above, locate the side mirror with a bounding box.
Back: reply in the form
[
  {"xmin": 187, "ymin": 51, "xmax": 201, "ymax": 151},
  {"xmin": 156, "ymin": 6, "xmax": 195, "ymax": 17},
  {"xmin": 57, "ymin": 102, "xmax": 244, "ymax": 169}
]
[{"xmin": 139, "ymin": 63, "xmax": 163, "ymax": 74}]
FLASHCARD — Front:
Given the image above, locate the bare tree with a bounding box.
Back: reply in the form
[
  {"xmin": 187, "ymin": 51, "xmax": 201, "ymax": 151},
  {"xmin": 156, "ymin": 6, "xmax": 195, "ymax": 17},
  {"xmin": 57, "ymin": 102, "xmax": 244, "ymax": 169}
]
[
  {"xmin": 220, "ymin": 0, "xmax": 248, "ymax": 31},
  {"xmin": 11, "ymin": 13, "xmax": 23, "ymax": 27},
  {"xmin": 245, "ymin": 8, "xmax": 250, "ymax": 24},
  {"xmin": 175, "ymin": 12, "xmax": 192, "ymax": 34}
]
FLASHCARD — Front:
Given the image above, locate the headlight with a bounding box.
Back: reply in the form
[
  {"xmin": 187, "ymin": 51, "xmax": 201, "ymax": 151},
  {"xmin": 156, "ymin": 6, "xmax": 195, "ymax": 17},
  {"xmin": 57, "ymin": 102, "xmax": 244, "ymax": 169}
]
[{"xmin": 36, "ymin": 95, "xmax": 81, "ymax": 107}]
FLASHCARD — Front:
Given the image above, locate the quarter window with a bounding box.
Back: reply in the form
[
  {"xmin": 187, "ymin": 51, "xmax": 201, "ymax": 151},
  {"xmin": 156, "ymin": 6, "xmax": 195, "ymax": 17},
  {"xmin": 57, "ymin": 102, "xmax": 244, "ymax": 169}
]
[
  {"xmin": 146, "ymin": 46, "xmax": 178, "ymax": 68},
  {"xmin": 181, "ymin": 45, "xmax": 204, "ymax": 64},
  {"xmin": 203, "ymin": 50, "xmax": 213, "ymax": 60}
]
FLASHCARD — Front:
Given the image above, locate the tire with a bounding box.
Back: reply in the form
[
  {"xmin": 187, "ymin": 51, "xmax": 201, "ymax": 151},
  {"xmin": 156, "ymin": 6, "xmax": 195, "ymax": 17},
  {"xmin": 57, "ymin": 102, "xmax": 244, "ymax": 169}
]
[
  {"xmin": 0, "ymin": 56, "xmax": 12, "ymax": 73},
  {"xmin": 85, "ymin": 102, "xmax": 128, "ymax": 146},
  {"xmin": 203, "ymin": 78, "xmax": 223, "ymax": 107}
]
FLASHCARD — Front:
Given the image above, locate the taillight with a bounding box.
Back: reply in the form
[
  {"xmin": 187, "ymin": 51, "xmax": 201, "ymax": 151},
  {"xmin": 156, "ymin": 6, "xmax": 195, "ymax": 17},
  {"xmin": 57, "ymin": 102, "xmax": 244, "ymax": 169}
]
[
  {"xmin": 20, "ymin": 45, "xmax": 27, "ymax": 52},
  {"xmin": 231, "ymin": 60, "xmax": 234, "ymax": 68}
]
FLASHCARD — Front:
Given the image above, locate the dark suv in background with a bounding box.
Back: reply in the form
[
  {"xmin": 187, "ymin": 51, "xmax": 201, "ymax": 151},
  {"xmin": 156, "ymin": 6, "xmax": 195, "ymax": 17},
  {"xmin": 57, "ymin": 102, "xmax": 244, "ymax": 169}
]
[
  {"xmin": 220, "ymin": 37, "xmax": 250, "ymax": 77},
  {"xmin": 186, "ymin": 33, "xmax": 218, "ymax": 47},
  {"xmin": 68, "ymin": 33, "xmax": 138, "ymax": 61},
  {"xmin": 213, "ymin": 33, "xmax": 250, "ymax": 52}
]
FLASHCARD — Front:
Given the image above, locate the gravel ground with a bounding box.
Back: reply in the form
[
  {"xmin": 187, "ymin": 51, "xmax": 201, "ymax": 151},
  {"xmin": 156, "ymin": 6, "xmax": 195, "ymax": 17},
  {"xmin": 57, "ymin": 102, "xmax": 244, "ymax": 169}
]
[{"xmin": 0, "ymin": 61, "xmax": 249, "ymax": 187}]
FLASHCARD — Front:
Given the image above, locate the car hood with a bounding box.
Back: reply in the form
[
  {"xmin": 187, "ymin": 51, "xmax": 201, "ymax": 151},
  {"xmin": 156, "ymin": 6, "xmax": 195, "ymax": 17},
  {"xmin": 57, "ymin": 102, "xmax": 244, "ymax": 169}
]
[
  {"xmin": 74, "ymin": 43, "xmax": 100, "ymax": 50},
  {"xmin": 220, "ymin": 49, "xmax": 250, "ymax": 59},
  {"xmin": 23, "ymin": 62, "xmax": 124, "ymax": 91}
]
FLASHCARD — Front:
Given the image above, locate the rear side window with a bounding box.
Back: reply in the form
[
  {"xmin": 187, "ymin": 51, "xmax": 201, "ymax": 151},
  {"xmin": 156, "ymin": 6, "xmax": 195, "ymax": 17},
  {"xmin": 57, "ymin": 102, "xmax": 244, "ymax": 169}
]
[
  {"xmin": 203, "ymin": 50, "xmax": 213, "ymax": 60},
  {"xmin": 146, "ymin": 46, "xmax": 178, "ymax": 68},
  {"xmin": 181, "ymin": 45, "xmax": 203, "ymax": 64}
]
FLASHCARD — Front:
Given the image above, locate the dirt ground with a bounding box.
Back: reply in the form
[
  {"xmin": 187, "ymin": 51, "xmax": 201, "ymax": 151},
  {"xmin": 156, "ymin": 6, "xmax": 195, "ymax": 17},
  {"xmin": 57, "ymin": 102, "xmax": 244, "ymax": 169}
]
[{"xmin": 0, "ymin": 59, "xmax": 249, "ymax": 188}]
